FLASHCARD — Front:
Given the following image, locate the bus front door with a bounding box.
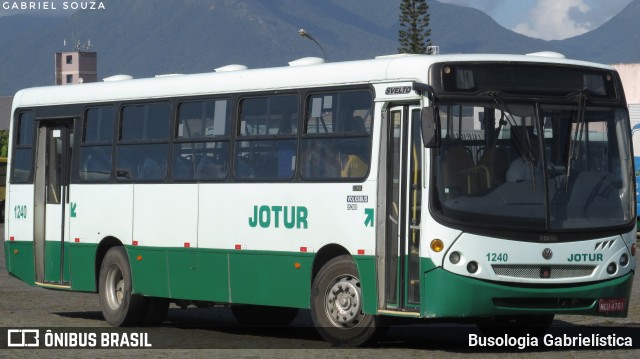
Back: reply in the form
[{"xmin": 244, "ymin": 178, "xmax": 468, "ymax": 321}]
[
  {"xmin": 34, "ymin": 121, "xmax": 74, "ymax": 286},
  {"xmin": 382, "ymin": 105, "xmax": 423, "ymax": 312}
]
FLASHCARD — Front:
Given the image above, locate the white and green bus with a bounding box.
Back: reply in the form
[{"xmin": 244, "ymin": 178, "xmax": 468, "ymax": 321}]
[{"xmin": 4, "ymin": 53, "xmax": 636, "ymax": 346}]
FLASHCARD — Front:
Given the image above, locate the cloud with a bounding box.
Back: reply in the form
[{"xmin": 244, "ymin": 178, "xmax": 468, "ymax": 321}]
[
  {"xmin": 437, "ymin": 0, "xmax": 506, "ymax": 14},
  {"xmin": 512, "ymin": 0, "xmax": 592, "ymax": 40},
  {"xmin": 439, "ymin": 0, "xmax": 633, "ymax": 41}
]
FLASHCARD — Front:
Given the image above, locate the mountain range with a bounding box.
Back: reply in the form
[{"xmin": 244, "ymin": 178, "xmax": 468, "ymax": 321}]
[{"xmin": 1, "ymin": 0, "xmax": 640, "ymax": 96}]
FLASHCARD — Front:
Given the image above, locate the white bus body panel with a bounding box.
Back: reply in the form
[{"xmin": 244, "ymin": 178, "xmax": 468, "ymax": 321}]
[
  {"xmin": 197, "ymin": 182, "xmax": 377, "ymax": 254},
  {"xmin": 7, "ymin": 185, "xmax": 33, "ymax": 242},
  {"xmin": 71, "ymin": 185, "xmax": 133, "ymax": 245},
  {"xmin": 133, "ymin": 184, "xmax": 198, "ymax": 248}
]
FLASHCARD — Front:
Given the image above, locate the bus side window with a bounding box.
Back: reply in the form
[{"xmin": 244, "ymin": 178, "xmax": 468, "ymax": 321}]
[
  {"xmin": 236, "ymin": 153, "xmax": 256, "ymax": 178},
  {"xmin": 301, "ymin": 139, "xmax": 339, "ymax": 178},
  {"xmin": 115, "ymin": 146, "xmax": 134, "ymax": 180},
  {"xmin": 195, "ymin": 154, "xmax": 227, "ymax": 180},
  {"xmin": 80, "ymin": 147, "xmax": 111, "ymax": 181},
  {"xmin": 80, "ymin": 107, "xmax": 114, "ymax": 182},
  {"xmin": 235, "ymin": 94, "xmax": 298, "ymax": 180},
  {"xmin": 173, "ymin": 155, "xmax": 194, "ymax": 180},
  {"xmin": 301, "ymin": 90, "xmax": 372, "ymax": 180},
  {"xmin": 138, "ymin": 158, "xmax": 163, "ymax": 180}
]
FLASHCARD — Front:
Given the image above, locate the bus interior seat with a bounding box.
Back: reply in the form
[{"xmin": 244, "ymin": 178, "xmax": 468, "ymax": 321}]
[
  {"xmin": 235, "ymin": 155, "xmax": 256, "ymax": 178},
  {"xmin": 139, "ymin": 158, "xmax": 164, "ymax": 180},
  {"xmin": 195, "ymin": 156, "xmax": 225, "ymax": 179},
  {"xmin": 477, "ymin": 146, "xmax": 508, "ymax": 188},
  {"xmin": 174, "ymin": 155, "xmax": 194, "ymax": 180},
  {"xmin": 258, "ymin": 155, "xmax": 278, "ymax": 178},
  {"xmin": 442, "ymin": 142, "xmax": 477, "ymax": 197}
]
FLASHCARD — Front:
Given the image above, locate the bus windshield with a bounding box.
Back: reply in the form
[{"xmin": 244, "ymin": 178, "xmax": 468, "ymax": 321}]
[{"xmin": 432, "ymin": 100, "xmax": 634, "ymax": 233}]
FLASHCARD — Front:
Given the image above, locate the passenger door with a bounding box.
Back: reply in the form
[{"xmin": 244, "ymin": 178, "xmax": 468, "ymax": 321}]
[
  {"xmin": 380, "ymin": 105, "xmax": 423, "ymax": 312},
  {"xmin": 34, "ymin": 120, "xmax": 74, "ymax": 286}
]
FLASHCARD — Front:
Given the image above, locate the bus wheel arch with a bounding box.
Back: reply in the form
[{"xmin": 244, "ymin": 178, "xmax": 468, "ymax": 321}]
[
  {"xmin": 311, "ymin": 244, "xmax": 350, "ymax": 283},
  {"xmin": 94, "ymin": 236, "xmax": 125, "ymax": 291}
]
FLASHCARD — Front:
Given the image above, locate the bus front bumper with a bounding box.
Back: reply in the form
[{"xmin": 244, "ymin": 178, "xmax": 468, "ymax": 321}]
[{"xmin": 421, "ymin": 268, "xmax": 634, "ymax": 318}]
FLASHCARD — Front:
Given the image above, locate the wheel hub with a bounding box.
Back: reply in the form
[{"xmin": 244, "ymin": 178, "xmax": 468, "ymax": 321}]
[
  {"xmin": 325, "ymin": 275, "xmax": 364, "ymax": 328},
  {"xmin": 105, "ymin": 264, "xmax": 124, "ymax": 311}
]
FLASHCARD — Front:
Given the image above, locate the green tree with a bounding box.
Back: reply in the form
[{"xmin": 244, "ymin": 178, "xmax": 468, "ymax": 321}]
[
  {"xmin": 0, "ymin": 129, "xmax": 8, "ymax": 157},
  {"xmin": 398, "ymin": 0, "xmax": 433, "ymax": 54}
]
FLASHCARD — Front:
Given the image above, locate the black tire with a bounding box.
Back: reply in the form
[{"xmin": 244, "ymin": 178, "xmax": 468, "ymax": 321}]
[
  {"xmin": 98, "ymin": 246, "xmax": 147, "ymax": 326},
  {"xmin": 310, "ymin": 255, "xmax": 383, "ymax": 347},
  {"xmin": 231, "ymin": 304, "xmax": 299, "ymax": 327},
  {"xmin": 477, "ymin": 314, "xmax": 554, "ymax": 337},
  {"xmin": 141, "ymin": 297, "xmax": 170, "ymax": 325}
]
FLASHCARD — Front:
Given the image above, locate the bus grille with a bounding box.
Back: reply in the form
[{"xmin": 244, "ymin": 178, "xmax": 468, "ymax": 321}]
[{"xmin": 492, "ymin": 264, "xmax": 595, "ymax": 279}]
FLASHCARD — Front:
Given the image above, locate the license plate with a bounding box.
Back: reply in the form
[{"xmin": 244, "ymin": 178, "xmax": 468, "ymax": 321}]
[{"xmin": 598, "ymin": 298, "xmax": 626, "ymax": 312}]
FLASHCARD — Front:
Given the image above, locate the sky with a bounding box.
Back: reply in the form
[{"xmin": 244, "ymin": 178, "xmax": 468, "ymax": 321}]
[
  {"xmin": 438, "ymin": 0, "xmax": 634, "ymax": 40},
  {"xmin": 0, "ymin": 0, "xmax": 635, "ymax": 41}
]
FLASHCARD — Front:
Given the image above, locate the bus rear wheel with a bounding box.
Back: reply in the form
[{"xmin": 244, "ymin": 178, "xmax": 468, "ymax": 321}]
[
  {"xmin": 98, "ymin": 246, "xmax": 147, "ymax": 326},
  {"xmin": 310, "ymin": 255, "xmax": 383, "ymax": 347}
]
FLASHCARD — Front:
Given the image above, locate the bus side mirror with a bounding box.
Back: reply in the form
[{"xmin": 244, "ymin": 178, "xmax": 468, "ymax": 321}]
[{"xmin": 421, "ymin": 107, "xmax": 440, "ymax": 148}]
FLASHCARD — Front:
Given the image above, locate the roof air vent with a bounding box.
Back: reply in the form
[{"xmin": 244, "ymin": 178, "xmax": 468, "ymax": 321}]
[
  {"xmin": 103, "ymin": 74, "xmax": 134, "ymax": 82},
  {"xmin": 214, "ymin": 64, "xmax": 248, "ymax": 72},
  {"xmin": 525, "ymin": 51, "xmax": 566, "ymax": 59},
  {"xmin": 288, "ymin": 57, "xmax": 325, "ymax": 66}
]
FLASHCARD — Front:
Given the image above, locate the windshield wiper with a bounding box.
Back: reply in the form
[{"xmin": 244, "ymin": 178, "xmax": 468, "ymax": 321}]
[
  {"xmin": 565, "ymin": 92, "xmax": 588, "ymax": 190},
  {"xmin": 486, "ymin": 90, "xmax": 538, "ymax": 190}
]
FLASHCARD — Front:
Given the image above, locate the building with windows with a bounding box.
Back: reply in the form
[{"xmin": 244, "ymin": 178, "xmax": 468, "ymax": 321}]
[{"xmin": 55, "ymin": 51, "xmax": 97, "ymax": 85}]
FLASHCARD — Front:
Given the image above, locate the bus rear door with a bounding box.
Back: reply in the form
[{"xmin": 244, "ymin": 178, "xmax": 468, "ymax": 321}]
[{"xmin": 33, "ymin": 120, "xmax": 74, "ymax": 286}]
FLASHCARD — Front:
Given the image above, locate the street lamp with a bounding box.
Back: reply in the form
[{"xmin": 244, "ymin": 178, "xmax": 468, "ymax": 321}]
[{"xmin": 298, "ymin": 28, "xmax": 328, "ymax": 62}]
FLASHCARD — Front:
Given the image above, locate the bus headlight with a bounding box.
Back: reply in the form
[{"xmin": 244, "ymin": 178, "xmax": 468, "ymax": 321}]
[
  {"xmin": 467, "ymin": 261, "xmax": 478, "ymax": 274},
  {"xmin": 620, "ymin": 253, "xmax": 629, "ymax": 267},
  {"xmin": 449, "ymin": 251, "xmax": 461, "ymax": 264},
  {"xmin": 607, "ymin": 262, "xmax": 617, "ymax": 275}
]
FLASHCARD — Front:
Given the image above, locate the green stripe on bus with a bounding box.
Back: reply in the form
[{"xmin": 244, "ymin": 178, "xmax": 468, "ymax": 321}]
[
  {"xmin": 126, "ymin": 246, "xmax": 317, "ymax": 309},
  {"xmin": 4, "ymin": 241, "xmax": 35, "ymax": 285}
]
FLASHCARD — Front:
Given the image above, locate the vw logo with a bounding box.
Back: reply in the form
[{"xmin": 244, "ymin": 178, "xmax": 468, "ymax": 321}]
[{"xmin": 542, "ymin": 248, "xmax": 553, "ymax": 260}]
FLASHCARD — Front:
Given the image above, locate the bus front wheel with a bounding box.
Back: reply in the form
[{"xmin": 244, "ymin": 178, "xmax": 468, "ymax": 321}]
[
  {"xmin": 98, "ymin": 246, "xmax": 147, "ymax": 326},
  {"xmin": 310, "ymin": 255, "xmax": 383, "ymax": 347}
]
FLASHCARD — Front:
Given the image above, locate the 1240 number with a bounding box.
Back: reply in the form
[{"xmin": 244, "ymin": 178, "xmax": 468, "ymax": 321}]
[{"xmin": 486, "ymin": 252, "xmax": 508, "ymax": 262}]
